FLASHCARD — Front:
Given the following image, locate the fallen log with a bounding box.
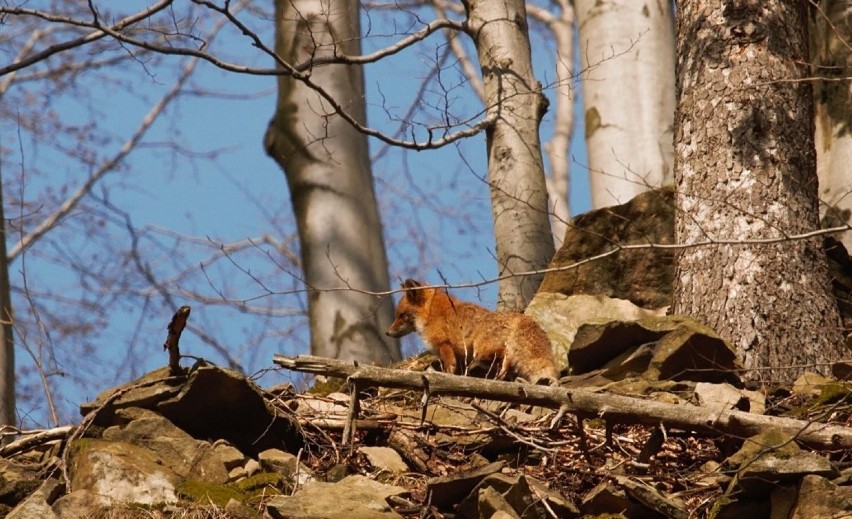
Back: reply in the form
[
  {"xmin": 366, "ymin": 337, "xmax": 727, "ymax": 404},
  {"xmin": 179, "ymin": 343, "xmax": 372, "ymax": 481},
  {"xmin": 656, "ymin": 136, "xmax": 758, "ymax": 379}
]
[{"xmin": 273, "ymin": 354, "xmax": 852, "ymax": 451}]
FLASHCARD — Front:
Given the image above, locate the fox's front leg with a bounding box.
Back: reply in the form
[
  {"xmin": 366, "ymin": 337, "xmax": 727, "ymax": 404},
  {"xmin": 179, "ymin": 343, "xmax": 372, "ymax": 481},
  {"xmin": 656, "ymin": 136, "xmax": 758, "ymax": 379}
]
[
  {"xmin": 497, "ymin": 353, "xmax": 512, "ymax": 380},
  {"xmin": 435, "ymin": 343, "xmax": 457, "ymax": 374}
]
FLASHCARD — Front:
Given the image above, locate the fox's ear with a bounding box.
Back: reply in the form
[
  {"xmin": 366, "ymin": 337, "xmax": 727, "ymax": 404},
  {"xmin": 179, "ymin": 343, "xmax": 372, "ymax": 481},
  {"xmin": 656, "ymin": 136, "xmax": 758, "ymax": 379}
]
[
  {"xmin": 401, "ymin": 279, "xmax": 425, "ymax": 304},
  {"xmin": 401, "ymin": 279, "xmax": 421, "ymax": 290}
]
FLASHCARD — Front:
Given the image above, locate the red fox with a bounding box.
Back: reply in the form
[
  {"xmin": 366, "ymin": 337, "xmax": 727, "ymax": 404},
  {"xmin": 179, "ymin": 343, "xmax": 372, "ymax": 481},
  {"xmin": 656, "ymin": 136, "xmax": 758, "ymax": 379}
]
[{"xmin": 386, "ymin": 279, "xmax": 559, "ymax": 384}]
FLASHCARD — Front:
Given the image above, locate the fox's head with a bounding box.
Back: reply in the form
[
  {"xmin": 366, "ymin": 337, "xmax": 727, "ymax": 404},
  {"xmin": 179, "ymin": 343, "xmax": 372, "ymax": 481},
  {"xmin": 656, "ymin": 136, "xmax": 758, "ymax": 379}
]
[{"xmin": 386, "ymin": 279, "xmax": 430, "ymax": 338}]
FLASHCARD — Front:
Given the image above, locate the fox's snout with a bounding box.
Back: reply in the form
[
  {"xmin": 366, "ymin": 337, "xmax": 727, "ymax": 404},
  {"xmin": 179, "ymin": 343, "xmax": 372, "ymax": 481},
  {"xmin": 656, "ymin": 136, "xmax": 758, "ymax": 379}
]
[{"xmin": 386, "ymin": 319, "xmax": 414, "ymax": 338}]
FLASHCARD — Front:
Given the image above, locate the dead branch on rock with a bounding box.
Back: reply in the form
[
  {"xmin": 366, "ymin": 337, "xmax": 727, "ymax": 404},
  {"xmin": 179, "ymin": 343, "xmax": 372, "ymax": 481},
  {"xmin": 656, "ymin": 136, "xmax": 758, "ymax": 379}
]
[
  {"xmin": 164, "ymin": 305, "xmax": 191, "ymax": 376},
  {"xmin": 0, "ymin": 425, "xmax": 74, "ymax": 457},
  {"xmin": 273, "ymin": 355, "xmax": 852, "ymax": 451}
]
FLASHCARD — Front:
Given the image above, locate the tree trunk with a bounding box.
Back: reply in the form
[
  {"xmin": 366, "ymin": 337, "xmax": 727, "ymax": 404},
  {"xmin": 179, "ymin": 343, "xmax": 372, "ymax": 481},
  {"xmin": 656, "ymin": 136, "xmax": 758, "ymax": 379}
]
[
  {"xmin": 575, "ymin": 0, "xmax": 676, "ymax": 209},
  {"xmin": 538, "ymin": 0, "xmax": 574, "ymax": 246},
  {"xmin": 810, "ymin": 0, "xmax": 852, "ymax": 251},
  {"xmin": 0, "ymin": 179, "xmax": 14, "ymax": 429},
  {"xmin": 265, "ymin": 0, "xmax": 400, "ymax": 364},
  {"xmin": 673, "ymin": 0, "xmax": 844, "ymax": 384},
  {"xmin": 465, "ymin": 0, "xmax": 556, "ymax": 311}
]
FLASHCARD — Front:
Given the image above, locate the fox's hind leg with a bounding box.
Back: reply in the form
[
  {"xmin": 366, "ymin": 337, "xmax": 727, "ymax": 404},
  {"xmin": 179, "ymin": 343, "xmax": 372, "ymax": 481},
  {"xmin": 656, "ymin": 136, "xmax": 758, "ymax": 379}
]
[{"xmin": 497, "ymin": 353, "xmax": 512, "ymax": 380}]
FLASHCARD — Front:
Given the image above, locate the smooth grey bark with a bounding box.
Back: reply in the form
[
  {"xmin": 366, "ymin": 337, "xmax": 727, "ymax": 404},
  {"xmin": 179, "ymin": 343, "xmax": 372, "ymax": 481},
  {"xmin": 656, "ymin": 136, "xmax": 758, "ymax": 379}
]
[
  {"xmin": 264, "ymin": 0, "xmax": 399, "ymax": 364},
  {"xmin": 532, "ymin": 0, "xmax": 574, "ymax": 246},
  {"xmin": 673, "ymin": 0, "xmax": 844, "ymax": 384},
  {"xmin": 465, "ymin": 0, "xmax": 556, "ymax": 311},
  {"xmin": 575, "ymin": 0, "xmax": 676, "ymax": 209},
  {"xmin": 810, "ymin": 0, "xmax": 852, "ymax": 251}
]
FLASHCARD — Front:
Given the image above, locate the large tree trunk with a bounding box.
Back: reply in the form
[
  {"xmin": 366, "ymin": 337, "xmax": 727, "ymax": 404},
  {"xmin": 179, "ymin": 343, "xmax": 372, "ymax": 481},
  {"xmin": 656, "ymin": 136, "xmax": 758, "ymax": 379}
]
[
  {"xmin": 811, "ymin": 0, "xmax": 852, "ymax": 252},
  {"xmin": 465, "ymin": 0, "xmax": 556, "ymax": 311},
  {"xmin": 673, "ymin": 0, "xmax": 844, "ymax": 384},
  {"xmin": 575, "ymin": 0, "xmax": 676, "ymax": 209},
  {"xmin": 0, "ymin": 180, "xmax": 14, "ymax": 429},
  {"xmin": 265, "ymin": 0, "xmax": 400, "ymax": 364}
]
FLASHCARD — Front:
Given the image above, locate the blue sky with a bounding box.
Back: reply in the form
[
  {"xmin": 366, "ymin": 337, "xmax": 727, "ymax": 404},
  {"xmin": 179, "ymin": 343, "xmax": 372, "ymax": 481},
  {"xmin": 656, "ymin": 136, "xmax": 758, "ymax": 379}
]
[{"xmin": 2, "ymin": 2, "xmax": 590, "ymax": 425}]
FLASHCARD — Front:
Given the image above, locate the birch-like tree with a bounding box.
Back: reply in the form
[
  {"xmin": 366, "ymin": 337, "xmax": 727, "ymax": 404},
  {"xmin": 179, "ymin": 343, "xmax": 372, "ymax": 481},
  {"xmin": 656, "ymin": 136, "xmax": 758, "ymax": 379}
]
[
  {"xmin": 575, "ymin": 0, "xmax": 676, "ymax": 208},
  {"xmin": 264, "ymin": 0, "xmax": 399, "ymax": 363},
  {"xmin": 466, "ymin": 0, "xmax": 555, "ymax": 310},
  {"xmin": 810, "ymin": 0, "xmax": 852, "ymax": 251},
  {"xmin": 674, "ymin": 0, "xmax": 845, "ymax": 384}
]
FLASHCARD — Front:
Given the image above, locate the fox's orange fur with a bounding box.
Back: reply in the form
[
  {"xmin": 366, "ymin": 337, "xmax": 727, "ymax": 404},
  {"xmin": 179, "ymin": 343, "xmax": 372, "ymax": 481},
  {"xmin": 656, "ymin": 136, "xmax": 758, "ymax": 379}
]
[{"xmin": 386, "ymin": 279, "xmax": 559, "ymax": 384}]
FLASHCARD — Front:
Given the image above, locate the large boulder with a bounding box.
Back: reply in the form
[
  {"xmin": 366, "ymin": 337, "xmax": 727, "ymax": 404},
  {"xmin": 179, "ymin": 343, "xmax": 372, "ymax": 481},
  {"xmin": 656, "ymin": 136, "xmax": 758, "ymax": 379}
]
[
  {"xmin": 539, "ymin": 186, "xmax": 675, "ymax": 309},
  {"xmin": 80, "ymin": 365, "xmax": 301, "ymax": 456},
  {"xmin": 264, "ymin": 475, "xmax": 409, "ymax": 519},
  {"xmin": 101, "ymin": 407, "xmax": 229, "ymax": 484},
  {"xmin": 66, "ymin": 439, "xmax": 180, "ymax": 507},
  {"xmin": 525, "ymin": 293, "xmax": 666, "ymax": 368}
]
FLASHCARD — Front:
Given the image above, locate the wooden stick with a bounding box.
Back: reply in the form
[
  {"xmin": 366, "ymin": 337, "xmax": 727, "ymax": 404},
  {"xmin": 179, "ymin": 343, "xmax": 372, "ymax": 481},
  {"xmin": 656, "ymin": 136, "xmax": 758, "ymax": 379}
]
[
  {"xmin": 0, "ymin": 425, "xmax": 74, "ymax": 457},
  {"xmin": 164, "ymin": 306, "xmax": 191, "ymax": 376},
  {"xmin": 273, "ymin": 354, "xmax": 852, "ymax": 451}
]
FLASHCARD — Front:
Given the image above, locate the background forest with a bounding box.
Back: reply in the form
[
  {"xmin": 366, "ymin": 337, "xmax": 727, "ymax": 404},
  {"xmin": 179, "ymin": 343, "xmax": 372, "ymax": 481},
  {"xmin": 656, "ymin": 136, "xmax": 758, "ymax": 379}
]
[{"xmin": 0, "ymin": 0, "xmax": 850, "ymax": 431}]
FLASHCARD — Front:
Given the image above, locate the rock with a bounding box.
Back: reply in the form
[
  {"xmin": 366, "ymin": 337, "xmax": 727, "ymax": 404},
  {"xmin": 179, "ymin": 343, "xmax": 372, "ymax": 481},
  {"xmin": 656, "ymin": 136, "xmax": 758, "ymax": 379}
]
[
  {"xmin": 51, "ymin": 490, "xmax": 97, "ymax": 519},
  {"xmin": 0, "ymin": 479, "xmax": 41, "ymax": 509},
  {"xmin": 568, "ymin": 315, "xmax": 686, "ymax": 375},
  {"xmin": 614, "ymin": 476, "xmax": 689, "ymax": 519},
  {"xmin": 770, "ymin": 485, "xmax": 797, "ymax": 518},
  {"xmin": 788, "ymin": 474, "xmax": 852, "ymax": 518},
  {"xmin": 693, "ymin": 382, "xmax": 765, "ymax": 415},
  {"xmin": 580, "ymin": 481, "xmax": 634, "ymax": 516},
  {"xmin": 477, "ymin": 486, "xmax": 520, "ymax": 519},
  {"xmin": 80, "ymin": 365, "xmax": 301, "ymax": 456},
  {"xmin": 5, "ymin": 479, "xmax": 62, "ymax": 519},
  {"xmin": 214, "ymin": 441, "xmax": 248, "ymax": 471},
  {"xmin": 646, "ymin": 319, "xmax": 740, "ymax": 384},
  {"xmin": 710, "ymin": 497, "xmax": 770, "ymax": 519},
  {"xmin": 425, "ymin": 461, "xmax": 506, "ymax": 510},
  {"xmin": 458, "ymin": 473, "xmax": 517, "ymax": 516},
  {"xmin": 67, "ymin": 439, "xmax": 180, "ymax": 506},
  {"xmin": 832, "ymin": 360, "xmax": 852, "ymax": 381},
  {"xmin": 539, "ymin": 186, "xmax": 676, "ymax": 309},
  {"xmin": 0, "ymin": 459, "xmax": 41, "ymax": 486},
  {"xmin": 502, "ymin": 474, "xmax": 579, "ymax": 519},
  {"xmin": 245, "ymin": 459, "xmax": 262, "ymax": 477},
  {"xmin": 102, "ymin": 407, "xmax": 229, "ymax": 484},
  {"xmin": 725, "ymin": 430, "xmax": 838, "ymax": 496},
  {"xmin": 264, "ymin": 475, "xmax": 409, "ymax": 519},
  {"xmin": 229, "ymin": 466, "xmax": 248, "ymax": 482},
  {"xmin": 458, "ymin": 473, "xmax": 578, "ymax": 519},
  {"xmin": 225, "ymin": 497, "xmax": 262, "ymax": 519},
  {"xmin": 526, "ymin": 293, "xmax": 666, "ymax": 366},
  {"xmin": 737, "ymin": 452, "xmax": 838, "ymax": 495},
  {"xmin": 567, "ymin": 316, "xmax": 740, "ymax": 385},
  {"xmin": 792, "ymin": 372, "xmax": 833, "ymax": 398},
  {"xmin": 358, "ymin": 447, "xmax": 409, "ymax": 475},
  {"xmin": 258, "ymin": 449, "xmax": 315, "ymax": 487}
]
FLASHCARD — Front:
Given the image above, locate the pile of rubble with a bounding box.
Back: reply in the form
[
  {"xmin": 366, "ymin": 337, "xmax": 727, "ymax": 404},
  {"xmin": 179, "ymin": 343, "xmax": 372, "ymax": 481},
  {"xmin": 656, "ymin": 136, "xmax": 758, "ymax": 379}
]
[{"xmin": 0, "ymin": 325, "xmax": 850, "ymax": 518}]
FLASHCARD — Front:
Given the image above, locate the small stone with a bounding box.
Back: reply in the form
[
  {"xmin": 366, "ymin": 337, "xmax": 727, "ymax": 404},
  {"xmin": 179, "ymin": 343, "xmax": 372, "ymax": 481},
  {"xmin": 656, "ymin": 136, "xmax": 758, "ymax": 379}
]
[
  {"xmin": 358, "ymin": 447, "xmax": 409, "ymax": 474},
  {"xmin": 244, "ymin": 459, "xmax": 261, "ymax": 477}
]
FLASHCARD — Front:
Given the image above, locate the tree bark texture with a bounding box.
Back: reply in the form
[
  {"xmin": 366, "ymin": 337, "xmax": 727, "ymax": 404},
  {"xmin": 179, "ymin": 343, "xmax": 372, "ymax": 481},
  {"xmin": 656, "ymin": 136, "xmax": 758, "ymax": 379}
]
[
  {"xmin": 673, "ymin": 1, "xmax": 845, "ymax": 384},
  {"xmin": 575, "ymin": 0, "xmax": 676, "ymax": 209},
  {"xmin": 265, "ymin": 0, "xmax": 400, "ymax": 364},
  {"xmin": 810, "ymin": 0, "xmax": 852, "ymax": 251},
  {"xmin": 465, "ymin": 0, "xmax": 556, "ymax": 311}
]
